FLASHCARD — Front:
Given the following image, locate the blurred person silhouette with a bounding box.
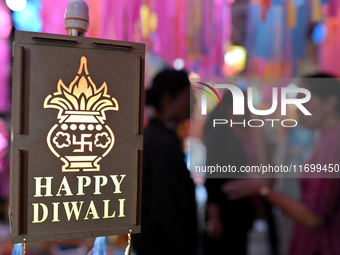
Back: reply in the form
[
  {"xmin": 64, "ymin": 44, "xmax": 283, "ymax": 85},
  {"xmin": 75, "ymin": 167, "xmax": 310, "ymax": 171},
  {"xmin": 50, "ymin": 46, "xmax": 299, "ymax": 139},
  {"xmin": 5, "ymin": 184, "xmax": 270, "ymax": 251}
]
[
  {"xmin": 133, "ymin": 69, "xmax": 197, "ymax": 255},
  {"xmin": 223, "ymin": 73, "xmax": 340, "ymax": 255},
  {"xmin": 203, "ymin": 90, "xmax": 256, "ymax": 255}
]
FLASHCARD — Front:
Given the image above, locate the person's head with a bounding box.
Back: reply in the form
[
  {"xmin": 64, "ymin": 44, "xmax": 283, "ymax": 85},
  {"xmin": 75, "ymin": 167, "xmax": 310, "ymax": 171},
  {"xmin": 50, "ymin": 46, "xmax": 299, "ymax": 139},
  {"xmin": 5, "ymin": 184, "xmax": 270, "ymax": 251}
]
[
  {"xmin": 298, "ymin": 73, "xmax": 340, "ymax": 129},
  {"xmin": 146, "ymin": 69, "xmax": 193, "ymax": 123}
]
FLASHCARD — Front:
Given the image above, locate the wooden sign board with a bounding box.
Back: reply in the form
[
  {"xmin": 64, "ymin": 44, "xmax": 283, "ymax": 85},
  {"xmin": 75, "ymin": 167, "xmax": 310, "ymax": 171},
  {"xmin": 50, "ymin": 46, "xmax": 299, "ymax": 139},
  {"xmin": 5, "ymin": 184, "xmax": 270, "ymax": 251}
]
[{"xmin": 10, "ymin": 31, "xmax": 144, "ymax": 243}]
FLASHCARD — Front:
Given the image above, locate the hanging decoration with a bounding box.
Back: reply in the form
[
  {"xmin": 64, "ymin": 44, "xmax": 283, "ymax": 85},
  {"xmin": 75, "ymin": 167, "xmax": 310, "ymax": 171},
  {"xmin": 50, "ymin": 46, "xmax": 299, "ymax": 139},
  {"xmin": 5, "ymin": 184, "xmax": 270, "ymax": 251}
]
[
  {"xmin": 37, "ymin": 0, "xmax": 232, "ymax": 77},
  {"xmin": 311, "ymin": 0, "xmax": 323, "ymax": 22},
  {"xmin": 10, "ymin": 243, "xmax": 23, "ymax": 255},
  {"xmin": 312, "ymin": 22, "xmax": 327, "ymax": 44},
  {"xmin": 2, "ymin": 0, "xmax": 340, "ymax": 90},
  {"xmin": 318, "ymin": 0, "xmax": 340, "ymax": 76},
  {"xmin": 0, "ymin": 2, "xmax": 11, "ymax": 114},
  {"xmin": 87, "ymin": 237, "xmax": 107, "ymax": 255},
  {"xmin": 246, "ymin": 0, "xmax": 311, "ymax": 77}
]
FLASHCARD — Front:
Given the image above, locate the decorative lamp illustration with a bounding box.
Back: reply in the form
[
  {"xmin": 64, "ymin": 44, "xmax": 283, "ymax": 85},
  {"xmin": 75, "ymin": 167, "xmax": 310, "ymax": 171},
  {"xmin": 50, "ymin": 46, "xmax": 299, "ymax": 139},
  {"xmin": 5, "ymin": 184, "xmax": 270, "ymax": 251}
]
[{"xmin": 44, "ymin": 56, "xmax": 119, "ymax": 172}]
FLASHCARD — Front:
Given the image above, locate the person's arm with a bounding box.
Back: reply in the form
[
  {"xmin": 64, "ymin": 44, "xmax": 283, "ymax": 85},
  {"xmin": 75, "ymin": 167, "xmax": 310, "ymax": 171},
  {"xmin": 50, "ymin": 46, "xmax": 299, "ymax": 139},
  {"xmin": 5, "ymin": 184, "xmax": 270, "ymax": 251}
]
[
  {"xmin": 206, "ymin": 203, "xmax": 224, "ymax": 239},
  {"xmin": 222, "ymin": 179, "xmax": 324, "ymax": 231},
  {"xmin": 263, "ymin": 188, "xmax": 324, "ymax": 231}
]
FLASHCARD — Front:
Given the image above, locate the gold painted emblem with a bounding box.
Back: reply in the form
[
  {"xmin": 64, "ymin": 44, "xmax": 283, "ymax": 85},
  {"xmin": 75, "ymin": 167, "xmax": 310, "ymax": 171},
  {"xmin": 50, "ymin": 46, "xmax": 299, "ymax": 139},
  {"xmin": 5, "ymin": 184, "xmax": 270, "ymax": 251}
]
[{"xmin": 44, "ymin": 56, "xmax": 119, "ymax": 172}]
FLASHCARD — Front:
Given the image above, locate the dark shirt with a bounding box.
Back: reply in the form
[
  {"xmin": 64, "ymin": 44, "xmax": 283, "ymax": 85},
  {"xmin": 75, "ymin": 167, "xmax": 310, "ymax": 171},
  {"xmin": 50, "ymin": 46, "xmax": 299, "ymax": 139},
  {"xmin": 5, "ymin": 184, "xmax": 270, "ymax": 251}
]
[
  {"xmin": 205, "ymin": 125, "xmax": 253, "ymax": 228},
  {"xmin": 133, "ymin": 118, "xmax": 197, "ymax": 255},
  {"xmin": 204, "ymin": 125, "xmax": 253, "ymax": 255}
]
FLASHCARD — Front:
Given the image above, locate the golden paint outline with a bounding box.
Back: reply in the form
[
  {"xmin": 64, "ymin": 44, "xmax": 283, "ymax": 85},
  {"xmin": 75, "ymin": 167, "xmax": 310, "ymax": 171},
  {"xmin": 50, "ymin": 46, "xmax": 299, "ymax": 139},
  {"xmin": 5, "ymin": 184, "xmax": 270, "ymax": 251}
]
[
  {"xmin": 52, "ymin": 132, "xmax": 71, "ymax": 149},
  {"xmin": 94, "ymin": 132, "xmax": 111, "ymax": 149},
  {"xmin": 43, "ymin": 56, "xmax": 119, "ymax": 121},
  {"xmin": 47, "ymin": 124, "xmax": 60, "ymax": 158},
  {"xmin": 44, "ymin": 56, "xmax": 119, "ymax": 172},
  {"xmin": 102, "ymin": 125, "xmax": 115, "ymax": 157}
]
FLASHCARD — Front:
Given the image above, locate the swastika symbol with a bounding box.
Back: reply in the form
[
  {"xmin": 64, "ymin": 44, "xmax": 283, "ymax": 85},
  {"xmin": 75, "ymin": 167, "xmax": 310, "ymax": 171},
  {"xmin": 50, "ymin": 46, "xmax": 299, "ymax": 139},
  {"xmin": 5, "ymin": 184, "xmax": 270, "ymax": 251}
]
[{"xmin": 73, "ymin": 134, "xmax": 93, "ymax": 152}]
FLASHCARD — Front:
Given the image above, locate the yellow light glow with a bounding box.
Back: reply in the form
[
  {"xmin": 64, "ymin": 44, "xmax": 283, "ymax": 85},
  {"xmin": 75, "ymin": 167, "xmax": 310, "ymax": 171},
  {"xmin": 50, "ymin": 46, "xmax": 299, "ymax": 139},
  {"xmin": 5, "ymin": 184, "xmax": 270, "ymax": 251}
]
[
  {"xmin": 224, "ymin": 45, "xmax": 247, "ymax": 73},
  {"xmin": 70, "ymin": 162, "xmax": 93, "ymax": 168},
  {"xmin": 65, "ymin": 115, "xmax": 98, "ymax": 123},
  {"xmin": 102, "ymin": 125, "xmax": 115, "ymax": 157},
  {"xmin": 44, "ymin": 56, "xmax": 119, "ymax": 120},
  {"xmin": 44, "ymin": 56, "xmax": 119, "ymax": 172},
  {"xmin": 65, "ymin": 156, "xmax": 97, "ymax": 161},
  {"xmin": 47, "ymin": 124, "xmax": 60, "ymax": 158}
]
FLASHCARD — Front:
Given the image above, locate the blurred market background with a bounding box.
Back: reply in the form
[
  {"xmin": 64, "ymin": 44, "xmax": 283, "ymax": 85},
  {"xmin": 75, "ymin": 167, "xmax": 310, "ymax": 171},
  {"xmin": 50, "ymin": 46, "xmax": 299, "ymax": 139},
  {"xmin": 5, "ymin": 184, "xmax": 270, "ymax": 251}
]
[{"xmin": 0, "ymin": 0, "xmax": 339, "ymax": 254}]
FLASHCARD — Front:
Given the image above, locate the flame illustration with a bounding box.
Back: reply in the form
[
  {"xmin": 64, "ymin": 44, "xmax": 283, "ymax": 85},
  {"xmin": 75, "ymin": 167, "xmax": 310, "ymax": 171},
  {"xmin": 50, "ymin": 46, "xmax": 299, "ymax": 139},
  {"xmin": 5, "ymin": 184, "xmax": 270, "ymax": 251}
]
[{"xmin": 44, "ymin": 56, "xmax": 119, "ymax": 123}]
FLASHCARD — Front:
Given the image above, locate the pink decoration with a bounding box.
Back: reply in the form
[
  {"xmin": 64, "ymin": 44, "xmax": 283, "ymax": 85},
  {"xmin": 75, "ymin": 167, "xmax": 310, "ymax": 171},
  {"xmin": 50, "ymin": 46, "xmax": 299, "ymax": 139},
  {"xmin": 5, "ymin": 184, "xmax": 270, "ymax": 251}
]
[
  {"xmin": 329, "ymin": 0, "xmax": 338, "ymax": 17},
  {"xmin": 0, "ymin": 3, "xmax": 11, "ymax": 113},
  {"xmin": 39, "ymin": 0, "xmax": 232, "ymax": 77},
  {"xmin": 0, "ymin": 3, "xmax": 12, "ymax": 39},
  {"xmin": 0, "ymin": 39, "xmax": 10, "ymax": 113},
  {"xmin": 319, "ymin": 17, "xmax": 340, "ymax": 76},
  {"xmin": 0, "ymin": 119, "xmax": 9, "ymax": 199},
  {"xmin": 40, "ymin": 0, "xmax": 69, "ymax": 35}
]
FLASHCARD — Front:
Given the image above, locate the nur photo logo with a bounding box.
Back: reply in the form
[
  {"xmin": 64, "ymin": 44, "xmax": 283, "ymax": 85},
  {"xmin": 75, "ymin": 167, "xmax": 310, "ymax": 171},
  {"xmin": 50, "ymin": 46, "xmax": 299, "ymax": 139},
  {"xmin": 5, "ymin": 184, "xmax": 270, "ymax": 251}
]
[
  {"xmin": 196, "ymin": 82, "xmax": 223, "ymax": 115},
  {"xmin": 195, "ymin": 81, "xmax": 312, "ymax": 128}
]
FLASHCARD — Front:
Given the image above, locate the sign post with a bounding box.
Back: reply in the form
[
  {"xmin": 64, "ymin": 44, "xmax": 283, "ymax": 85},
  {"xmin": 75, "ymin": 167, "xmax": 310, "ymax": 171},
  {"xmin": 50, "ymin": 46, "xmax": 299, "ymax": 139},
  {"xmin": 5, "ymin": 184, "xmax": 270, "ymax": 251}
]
[{"xmin": 10, "ymin": 29, "xmax": 144, "ymax": 243}]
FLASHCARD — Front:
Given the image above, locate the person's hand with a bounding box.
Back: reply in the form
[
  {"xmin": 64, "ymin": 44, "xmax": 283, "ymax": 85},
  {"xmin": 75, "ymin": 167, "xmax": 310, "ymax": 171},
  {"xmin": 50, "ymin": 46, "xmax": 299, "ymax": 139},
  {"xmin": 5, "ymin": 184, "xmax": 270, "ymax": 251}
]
[
  {"xmin": 221, "ymin": 179, "xmax": 270, "ymax": 200},
  {"xmin": 206, "ymin": 203, "xmax": 224, "ymax": 239},
  {"xmin": 206, "ymin": 216, "xmax": 224, "ymax": 240}
]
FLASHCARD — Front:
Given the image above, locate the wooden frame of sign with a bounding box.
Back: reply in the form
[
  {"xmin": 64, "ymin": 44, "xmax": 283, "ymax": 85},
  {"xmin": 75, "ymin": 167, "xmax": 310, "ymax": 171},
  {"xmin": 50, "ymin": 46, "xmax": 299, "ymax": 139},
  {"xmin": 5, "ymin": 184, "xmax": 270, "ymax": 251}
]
[{"xmin": 10, "ymin": 31, "xmax": 144, "ymax": 243}]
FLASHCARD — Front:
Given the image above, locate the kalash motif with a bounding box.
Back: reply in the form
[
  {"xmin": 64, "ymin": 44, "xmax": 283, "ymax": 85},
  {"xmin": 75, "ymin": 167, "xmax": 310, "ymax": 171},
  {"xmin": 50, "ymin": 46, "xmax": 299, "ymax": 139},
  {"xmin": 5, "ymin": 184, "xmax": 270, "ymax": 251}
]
[{"xmin": 44, "ymin": 56, "xmax": 119, "ymax": 172}]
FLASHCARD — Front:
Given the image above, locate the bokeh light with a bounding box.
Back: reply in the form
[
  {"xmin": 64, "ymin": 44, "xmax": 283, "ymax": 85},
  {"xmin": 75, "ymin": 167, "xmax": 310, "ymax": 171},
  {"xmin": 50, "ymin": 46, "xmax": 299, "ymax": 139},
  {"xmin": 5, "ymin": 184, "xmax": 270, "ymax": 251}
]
[
  {"xmin": 189, "ymin": 71, "xmax": 201, "ymax": 80},
  {"xmin": 0, "ymin": 3, "xmax": 12, "ymax": 39},
  {"xmin": 173, "ymin": 58, "xmax": 185, "ymax": 70},
  {"xmin": 286, "ymin": 83, "xmax": 298, "ymax": 98},
  {"xmin": 224, "ymin": 52, "xmax": 235, "ymax": 65},
  {"xmin": 223, "ymin": 45, "xmax": 247, "ymax": 75},
  {"xmin": 224, "ymin": 45, "xmax": 247, "ymax": 72},
  {"xmin": 6, "ymin": 0, "xmax": 27, "ymax": 12},
  {"xmin": 12, "ymin": 0, "xmax": 42, "ymax": 32},
  {"xmin": 312, "ymin": 22, "xmax": 327, "ymax": 44}
]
